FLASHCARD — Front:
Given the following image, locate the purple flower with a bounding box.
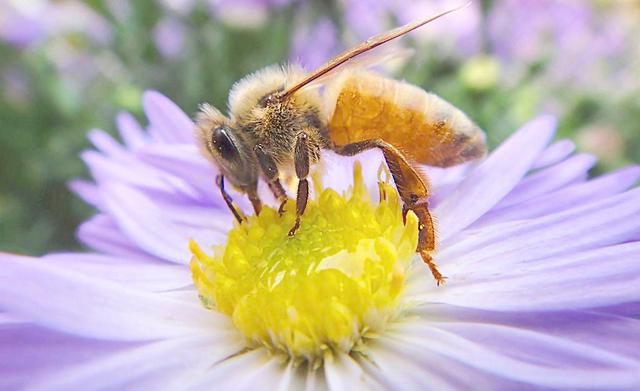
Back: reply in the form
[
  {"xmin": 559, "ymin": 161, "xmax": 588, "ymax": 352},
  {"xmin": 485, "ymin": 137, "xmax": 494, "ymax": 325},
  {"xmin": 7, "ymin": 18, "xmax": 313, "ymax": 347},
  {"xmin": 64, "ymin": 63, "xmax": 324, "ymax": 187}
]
[
  {"xmin": 209, "ymin": 0, "xmax": 295, "ymax": 27},
  {"xmin": 487, "ymin": 0, "xmax": 630, "ymax": 86},
  {"xmin": 291, "ymin": 17, "xmax": 339, "ymax": 70},
  {"xmin": 153, "ymin": 16, "xmax": 187, "ymax": 59},
  {"xmin": 0, "ymin": 1, "xmax": 112, "ymax": 48},
  {"xmin": 2, "ymin": 91, "xmax": 640, "ymax": 388}
]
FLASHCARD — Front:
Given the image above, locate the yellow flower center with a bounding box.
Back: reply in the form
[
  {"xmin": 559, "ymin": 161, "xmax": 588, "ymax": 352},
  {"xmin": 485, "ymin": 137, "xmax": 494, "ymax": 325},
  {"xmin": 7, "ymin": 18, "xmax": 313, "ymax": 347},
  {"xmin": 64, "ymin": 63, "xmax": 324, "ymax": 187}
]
[{"xmin": 189, "ymin": 163, "xmax": 418, "ymax": 363}]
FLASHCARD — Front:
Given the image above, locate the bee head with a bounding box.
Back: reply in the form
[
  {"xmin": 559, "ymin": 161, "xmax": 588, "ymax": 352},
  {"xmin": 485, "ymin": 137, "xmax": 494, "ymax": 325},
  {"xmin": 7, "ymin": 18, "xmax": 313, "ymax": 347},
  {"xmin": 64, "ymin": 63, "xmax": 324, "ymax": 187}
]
[{"xmin": 195, "ymin": 103, "xmax": 258, "ymax": 190}]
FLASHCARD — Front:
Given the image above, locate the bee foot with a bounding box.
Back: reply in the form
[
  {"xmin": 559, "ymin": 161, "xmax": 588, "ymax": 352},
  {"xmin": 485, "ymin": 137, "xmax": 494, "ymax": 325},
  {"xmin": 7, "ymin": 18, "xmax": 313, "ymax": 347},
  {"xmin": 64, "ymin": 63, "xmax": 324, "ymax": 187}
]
[
  {"xmin": 278, "ymin": 201, "xmax": 287, "ymax": 216},
  {"xmin": 288, "ymin": 218, "xmax": 301, "ymax": 237}
]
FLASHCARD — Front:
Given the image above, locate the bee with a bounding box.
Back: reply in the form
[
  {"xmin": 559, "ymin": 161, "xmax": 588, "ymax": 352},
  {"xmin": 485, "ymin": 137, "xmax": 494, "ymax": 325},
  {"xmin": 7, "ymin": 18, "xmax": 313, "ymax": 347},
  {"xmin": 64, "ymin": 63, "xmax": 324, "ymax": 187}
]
[{"xmin": 195, "ymin": 5, "xmax": 486, "ymax": 285}]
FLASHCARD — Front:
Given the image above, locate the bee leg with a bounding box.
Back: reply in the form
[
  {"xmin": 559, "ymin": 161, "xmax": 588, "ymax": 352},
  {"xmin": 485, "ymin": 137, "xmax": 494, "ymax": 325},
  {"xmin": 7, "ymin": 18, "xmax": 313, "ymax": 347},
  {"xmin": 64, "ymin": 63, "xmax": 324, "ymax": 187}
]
[
  {"xmin": 254, "ymin": 145, "xmax": 288, "ymax": 215},
  {"xmin": 288, "ymin": 133, "xmax": 311, "ymax": 237},
  {"xmin": 247, "ymin": 189, "xmax": 262, "ymax": 216},
  {"xmin": 215, "ymin": 175, "xmax": 246, "ymax": 223},
  {"xmin": 410, "ymin": 201, "xmax": 446, "ymax": 286},
  {"xmin": 332, "ymin": 139, "xmax": 446, "ymax": 285}
]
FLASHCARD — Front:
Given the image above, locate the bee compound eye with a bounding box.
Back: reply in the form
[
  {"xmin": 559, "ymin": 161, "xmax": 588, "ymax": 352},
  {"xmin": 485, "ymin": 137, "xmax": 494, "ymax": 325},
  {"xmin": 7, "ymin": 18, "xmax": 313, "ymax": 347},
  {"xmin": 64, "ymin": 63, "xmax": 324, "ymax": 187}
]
[{"xmin": 211, "ymin": 126, "xmax": 241, "ymax": 162}]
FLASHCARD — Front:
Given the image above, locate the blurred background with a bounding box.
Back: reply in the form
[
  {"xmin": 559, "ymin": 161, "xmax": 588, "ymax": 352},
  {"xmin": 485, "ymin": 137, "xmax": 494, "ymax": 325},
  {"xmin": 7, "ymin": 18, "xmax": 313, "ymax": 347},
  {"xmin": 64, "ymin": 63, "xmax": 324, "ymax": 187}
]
[{"xmin": 1, "ymin": 0, "xmax": 639, "ymax": 255}]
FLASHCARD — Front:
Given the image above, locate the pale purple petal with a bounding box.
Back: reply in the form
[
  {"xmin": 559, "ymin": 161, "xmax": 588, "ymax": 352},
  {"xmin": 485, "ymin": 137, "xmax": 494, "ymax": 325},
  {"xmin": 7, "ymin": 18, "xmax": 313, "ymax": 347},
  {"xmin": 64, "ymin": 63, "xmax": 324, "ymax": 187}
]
[
  {"xmin": 424, "ymin": 241, "xmax": 640, "ymax": 311},
  {"xmin": 0, "ymin": 254, "xmax": 218, "ymax": 341},
  {"xmin": 324, "ymin": 352, "xmax": 380, "ymax": 391},
  {"xmin": 101, "ymin": 184, "xmax": 227, "ymax": 263},
  {"xmin": 116, "ymin": 111, "xmax": 148, "ymax": 150},
  {"xmin": 81, "ymin": 150, "xmax": 201, "ymax": 200},
  {"xmin": 137, "ymin": 143, "xmax": 218, "ymax": 201},
  {"xmin": 42, "ymin": 253, "xmax": 192, "ymax": 292},
  {"xmin": 77, "ymin": 215, "xmax": 156, "ymax": 261},
  {"xmin": 497, "ymin": 153, "xmax": 596, "ymax": 208},
  {"xmin": 68, "ymin": 179, "xmax": 102, "ymax": 209},
  {"xmin": 185, "ymin": 349, "xmax": 285, "ymax": 390},
  {"xmin": 0, "ymin": 323, "xmax": 131, "ymax": 390},
  {"xmin": 531, "ymin": 139, "xmax": 576, "ymax": 169},
  {"xmin": 30, "ymin": 335, "xmax": 244, "ymax": 391},
  {"xmin": 435, "ymin": 115, "xmax": 557, "ymax": 240},
  {"xmin": 474, "ymin": 165, "xmax": 640, "ymax": 227},
  {"xmin": 413, "ymin": 305, "xmax": 640, "ymax": 361},
  {"xmin": 384, "ymin": 323, "xmax": 640, "ymax": 389},
  {"xmin": 87, "ymin": 129, "xmax": 128, "ymax": 157},
  {"xmin": 142, "ymin": 90, "xmax": 193, "ymax": 143},
  {"xmin": 359, "ymin": 335, "xmax": 530, "ymax": 390},
  {"xmin": 438, "ymin": 188, "xmax": 640, "ymax": 271}
]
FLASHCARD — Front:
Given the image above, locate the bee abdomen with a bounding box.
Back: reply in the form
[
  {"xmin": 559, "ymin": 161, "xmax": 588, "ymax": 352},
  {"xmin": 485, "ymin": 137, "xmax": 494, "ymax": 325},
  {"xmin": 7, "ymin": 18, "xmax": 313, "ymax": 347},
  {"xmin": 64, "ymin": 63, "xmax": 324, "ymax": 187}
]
[{"xmin": 325, "ymin": 70, "xmax": 486, "ymax": 167}]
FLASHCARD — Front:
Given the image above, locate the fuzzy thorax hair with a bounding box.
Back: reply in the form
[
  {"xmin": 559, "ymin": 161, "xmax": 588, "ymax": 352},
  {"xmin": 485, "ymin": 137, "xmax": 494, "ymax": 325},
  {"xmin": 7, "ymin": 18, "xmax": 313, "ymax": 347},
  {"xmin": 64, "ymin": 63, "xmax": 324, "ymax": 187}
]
[{"xmin": 227, "ymin": 64, "xmax": 324, "ymax": 122}]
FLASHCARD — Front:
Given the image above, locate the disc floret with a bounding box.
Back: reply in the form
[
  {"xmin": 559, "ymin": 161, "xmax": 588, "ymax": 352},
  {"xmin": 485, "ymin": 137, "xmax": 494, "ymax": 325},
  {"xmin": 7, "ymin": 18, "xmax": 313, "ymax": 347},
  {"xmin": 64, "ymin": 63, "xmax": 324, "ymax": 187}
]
[{"xmin": 190, "ymin": 164, "xmax": 418, "ymax": 363}]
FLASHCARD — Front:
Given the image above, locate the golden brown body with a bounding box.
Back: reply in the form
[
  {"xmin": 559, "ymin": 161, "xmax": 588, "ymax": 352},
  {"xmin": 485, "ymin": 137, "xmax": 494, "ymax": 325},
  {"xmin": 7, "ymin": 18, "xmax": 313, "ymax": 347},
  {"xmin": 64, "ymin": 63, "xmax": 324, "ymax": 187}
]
[{"xmin": 195, "ymin": 6, "xmax": 486, "ymax": 285}]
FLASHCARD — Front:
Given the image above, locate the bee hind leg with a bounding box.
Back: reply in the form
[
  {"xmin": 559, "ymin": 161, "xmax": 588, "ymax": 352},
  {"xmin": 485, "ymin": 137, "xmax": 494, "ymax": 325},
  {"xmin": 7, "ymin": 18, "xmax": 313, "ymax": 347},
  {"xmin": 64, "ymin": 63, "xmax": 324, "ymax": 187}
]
[{"xmin": 332, "ymin": 139, "xmax": 446, "ymax": 285}]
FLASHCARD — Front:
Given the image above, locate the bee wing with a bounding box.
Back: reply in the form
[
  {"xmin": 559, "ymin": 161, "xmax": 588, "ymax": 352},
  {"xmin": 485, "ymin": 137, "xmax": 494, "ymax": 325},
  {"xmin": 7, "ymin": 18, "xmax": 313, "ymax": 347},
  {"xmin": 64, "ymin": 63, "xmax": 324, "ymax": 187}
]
[
  {"xmin": 325, "ymin": 70, "xmax": 486, "ymax": 167},
  {"xmin": 281, "ymin": 4, "xmax": 467, "ymax": 99},
  {"xmin": 294, "ymin": 45, "xmax": 415, "ymax": 92}
]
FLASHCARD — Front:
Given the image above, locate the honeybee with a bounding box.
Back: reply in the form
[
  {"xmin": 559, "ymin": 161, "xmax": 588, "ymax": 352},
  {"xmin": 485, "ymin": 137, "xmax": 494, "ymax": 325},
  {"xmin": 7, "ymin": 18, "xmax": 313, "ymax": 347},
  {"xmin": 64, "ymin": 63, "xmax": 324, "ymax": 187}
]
[{"xmin": 195, "ymin": 5, "xmax": 486, "ymax": 285}]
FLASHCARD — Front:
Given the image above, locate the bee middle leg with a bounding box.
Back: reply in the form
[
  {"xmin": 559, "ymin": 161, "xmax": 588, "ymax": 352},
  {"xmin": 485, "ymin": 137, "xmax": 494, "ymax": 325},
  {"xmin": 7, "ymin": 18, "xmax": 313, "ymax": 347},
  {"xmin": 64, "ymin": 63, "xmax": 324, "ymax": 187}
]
[
  {"xmin": 288, "ymin": 133, "xmax": 311, "ymax": 237},
  {"xmin": 332, "ymin": 139, "xmax": 446, "ymax": 285},
  {"xmin": 254, "ymin": 144, "xmax": 288, "ymax": 215}
]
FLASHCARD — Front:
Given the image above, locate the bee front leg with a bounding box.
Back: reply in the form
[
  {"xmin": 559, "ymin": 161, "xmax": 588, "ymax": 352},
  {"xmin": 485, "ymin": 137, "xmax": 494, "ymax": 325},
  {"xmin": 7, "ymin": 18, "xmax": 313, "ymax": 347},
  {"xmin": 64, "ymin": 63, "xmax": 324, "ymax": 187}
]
[
  {"xmin": 332, "ymin": 139, "xmax": 445, "ymax": 285},
  {"xmin": 254, "ymin": 145, "xmax": 288, "ymax": 215},
  {"xmin": 215, "ymin": 175, "xmax": 246, "ymax": 223}
]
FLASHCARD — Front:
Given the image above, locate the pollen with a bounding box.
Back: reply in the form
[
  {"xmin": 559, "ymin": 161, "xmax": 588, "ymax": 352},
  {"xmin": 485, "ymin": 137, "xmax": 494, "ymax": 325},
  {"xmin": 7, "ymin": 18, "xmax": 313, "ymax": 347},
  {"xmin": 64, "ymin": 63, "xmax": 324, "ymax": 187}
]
[{"xmin": 190, "ymin": 163, "xmax": 418, "ymax": 363}]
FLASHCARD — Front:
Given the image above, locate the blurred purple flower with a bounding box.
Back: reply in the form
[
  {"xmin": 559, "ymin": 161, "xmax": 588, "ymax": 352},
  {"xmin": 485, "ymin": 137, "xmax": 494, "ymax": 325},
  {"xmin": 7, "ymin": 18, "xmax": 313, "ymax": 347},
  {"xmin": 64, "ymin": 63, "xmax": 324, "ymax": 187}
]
[
  {"xmin": 488, "ymin": 0, "xmax": 628, "ymax": 86},
  {"xmin": 291, "ymin": 17, "xmax": 339, "ymax": 69},
  {"xmin": 153, "ymin": 17, "xmax": 187, "ymax": 59},
  {"xmin": 209, "ymin": 0, "xmax": 295, "ymax": 27},
  {"xmin": 342, "ymin": 0, "xmax": 481, "ymax": 54},
  {"xmin": 1, "ymin": 91, "xmax": 640, "ymax": 388},
  {"xmin": 0, "ymin": 0, "xmax": 112, "ymax": 48}
]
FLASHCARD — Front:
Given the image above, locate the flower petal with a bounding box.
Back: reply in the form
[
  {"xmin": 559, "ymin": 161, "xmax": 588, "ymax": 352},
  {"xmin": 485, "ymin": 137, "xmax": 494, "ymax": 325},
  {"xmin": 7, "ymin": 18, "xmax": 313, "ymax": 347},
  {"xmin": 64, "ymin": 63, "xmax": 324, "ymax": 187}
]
[
  {"xmin": 42, "ymin": 253, "xmax": 192, "ymax": 292},
  {"xmin": 185, "ymin": 349, "xmax": 286, "ymax": 390},
  {"xmin": 0, "ymin": 322, "xmax": 131, "ymax": 390},
  {"xmin": 419, "ymin": 241, "xmax": 640, "ymax": 311},
  {"xmin": 385, "ymin": 322, "xmax": 640, "ymax": 389},
  {"xmin": 434, "ymin": 116, "xmax": 556, "ymax": 240},
  {"xmin": 68, "ymin": 179, "xmax": 102, "ymax": 209},
  {"xmin": 81, "ymin": 150, "xmax": 200, "ymax": 199},
  {"xmin": 498, "ymin": 153, "xmax": 597, "ymax": 207},
  {"xmin": 101, "ymin": 184, "xmax": 227, "ymax": 263},
  {"xmin": 473, "ymin": 165, "xmax": 640, "ymax": 227},
  {"xmin": 137, "ymin": 144, "xmax": 213, "ymax": 189},
  {"xmin": 359, "ymin": 335, "xmax": 522, "ymax": 390},
  {"xmin": 116, "ymin": 111, "xmax": 147, "ymax": 150},
  {"xmin": 29, "ymin": 334, "xmax": 244, "ymax": 391},
  {"xmin": 439, "ymin": 187, "xmax": 640, "ymax": 270},
  {"xmin": 142, "ymin": 90, "xmax": 193, "ymax": 143},
  {"xmin": 412, "ymin": 305, "xmax": 640, "ymax": 361},
  {"xmin": 0, "ymin": 254, "xmax": 220, "ymax": 341},
  {"xmin": 87, "ymin": 129, "xmax": 127, "ymax": 157},
  {"xmin": 531, "ymin": 139, "xmax": 575, "ymax": 169},
  {"xmin": 324, "ymin": 352, "xmax": 382, "ymax": 391},
  {"xmin": 76, "ymin": 214, "xmax": 157, "ymax": 262}
]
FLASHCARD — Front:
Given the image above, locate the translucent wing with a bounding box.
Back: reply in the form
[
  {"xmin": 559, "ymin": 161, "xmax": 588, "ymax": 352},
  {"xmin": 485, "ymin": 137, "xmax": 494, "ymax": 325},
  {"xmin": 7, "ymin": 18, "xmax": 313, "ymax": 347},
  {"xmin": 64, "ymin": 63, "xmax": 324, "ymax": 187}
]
[
  {"xmin": 325, "ymin": 70, "xmax": 486, "ymax": 167},
  {"xmin": 281, "ymin": 4, "xmax": 468, "ymax": 99}
]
